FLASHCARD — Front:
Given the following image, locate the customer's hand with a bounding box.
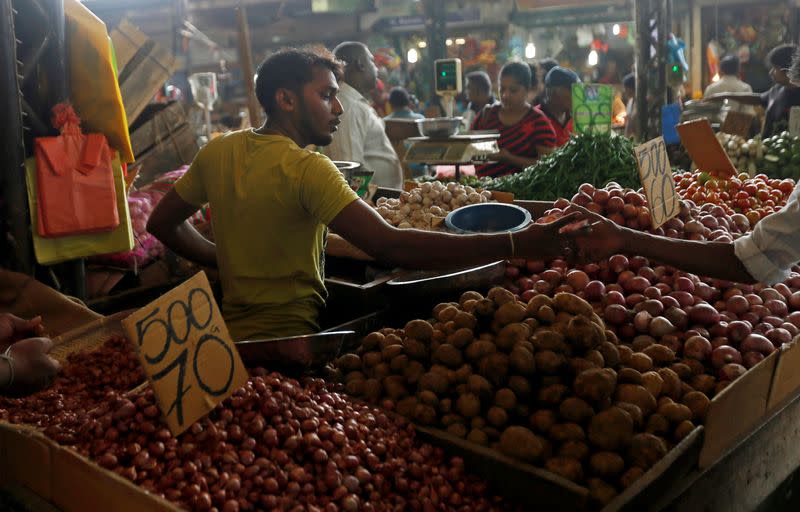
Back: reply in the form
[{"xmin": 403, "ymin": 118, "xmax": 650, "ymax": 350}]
[
  {"xmin": 563, "ymin": 204, "xmax": 627, "ymax": 262},
  {"xmin": 3, "ymin": 337, "xmax": 60, "ymax": 395},
  {"xmin": 0, "ymin": 313, "xmax": 45, "ymax": 345},
  {"xmin": 515, "ymin": 212, "xmax": 588, "ymax": 262}
]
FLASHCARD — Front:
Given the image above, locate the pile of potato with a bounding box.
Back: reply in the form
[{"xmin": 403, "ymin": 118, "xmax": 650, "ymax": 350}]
[
  {"xmin": 333, "ymin": 288, "xmax": 710, "ymax": 506},
  {"xmin": 374, "ymin": 181, "xmax": 491, "ymax": 230}
]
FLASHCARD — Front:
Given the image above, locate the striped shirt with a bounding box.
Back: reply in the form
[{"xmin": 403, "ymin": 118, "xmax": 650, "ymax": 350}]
[
  {"xmin": 471, "ymin": 104, "xmax": 557, "ymax": 177},
  {"xmin": 538, "ymin": 104, "xmax": 573, "ymax": 147}
]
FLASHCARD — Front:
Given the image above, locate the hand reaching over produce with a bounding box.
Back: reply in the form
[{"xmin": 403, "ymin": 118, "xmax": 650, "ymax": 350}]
[
  {"xmin": 0, "ymin": 336, "xmax": 60, "ymax": 396},
  {"xmin": 0, "ymin": 313, "xmax": 45, "ymax": 346}
]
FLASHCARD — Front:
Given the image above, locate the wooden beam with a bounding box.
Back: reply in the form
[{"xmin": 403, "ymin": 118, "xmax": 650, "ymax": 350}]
[
  {"xmin": 236, "ymin": 6, "xmax": 261, "ymax": 127},
  {"xmin": 189, "ymin": 0, "xmax": 285, "ymax": 11}
]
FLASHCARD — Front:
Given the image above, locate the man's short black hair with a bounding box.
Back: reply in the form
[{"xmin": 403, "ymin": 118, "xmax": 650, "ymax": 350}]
[
  {"xmin": 255, "ymin": 47, "xmax": 343, "ymax": 115},
  {"xmin": 499, "ymin": 61, "xmax": 532, "ymax": 89},
  {"xmin": 388, "ymin": 86, "xmax": 411, "ymax": 108},
  {"xmin": 719, "ymin": 55, "xmax": 740, "ymax": 76},
  {"xmin": 767, "ymin": 44, "xmax": 797, "ymax": 71},
  {"xmin": 538, "ymin": 58, "xmax": 559, "ymax": 75},
  {"xmin": 332, "ymin": 41, "xmax": 369, "ymax": 67},
  {"xmin": 465, "ymin": 70, "xmax": 492, "ymax": 94},
  {"xmin": 622, "ymin": 72, "xmax": 635, "ymax": 90}
]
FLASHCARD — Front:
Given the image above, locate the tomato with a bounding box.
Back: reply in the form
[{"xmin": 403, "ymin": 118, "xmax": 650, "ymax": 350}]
[
  {"xmin": 737, "ymin": 172, "xmax": 750, "ymax": 181},
  {"xmin": 765, "ymin": 200, "xmax": 775, "ymax": 208},
  {"xmin": 705, "ymin": 180, "xmax": 718, "ymax": 191},
  {"xmin": 736, "ymin": 198, "xmax": 750, "ymax": 209},
  {"xmin": 755, "ymin": 173, "xmax": 768, "ymax": 181},
  {"xmin": 743, "ymin": 183, "xmax": 758, "ymax": 195},
  {"xmin": 769, "ymin": 179, "xmax": 781, "ymax": 188},
  {"xmin": 756, "ymin": 189, "xmax": 769, "ymax": 201},
  {"xmin": 734, "ymin": 191, "xmax": 749, "ymax": 201},
  {"xmin": 692, "ymin": 192, "xmax": 706, "ymax": 203},
  {"xmin": 746, "ymin": 210, "xmax": 761, "ymax": 226},
  {"xmin": 779, "ymin": 180, "xmax": 796, "ymax": 195}
]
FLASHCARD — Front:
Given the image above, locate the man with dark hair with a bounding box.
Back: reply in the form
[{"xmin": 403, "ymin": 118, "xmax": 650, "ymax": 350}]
[
  {"xmin": 703, "ymin": 55, "xmax": 754, "ymax": 116},
  {"xmin": 147, "ymin": 47, "xmax": 580, "ymax": 340},
  {"xmin": 322, "ymin": 41, "xmax": 403, "ymax": 189},
  {"xmin": 463, "ymin": 70, "xmax": 496, "ymax": 128},
  {"xmin": 537, "ymin": 66, "xmax": 581, "ymax": 147},
  {"xmin": 707, "ymin": 43, "xmax": 800, "ymax": 137},
  {"xmin": 384, "ymin": 86, "xmax": 423, "ymax": 120},
  {"xmin": 532, "ymin": 58, "xmax": 559, "ymax": 105}
]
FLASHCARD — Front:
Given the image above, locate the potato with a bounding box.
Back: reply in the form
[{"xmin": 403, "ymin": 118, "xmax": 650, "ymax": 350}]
[
  {"xmin": 484, "ymin": 427, "xmax": 501, "ymax": 441},
  {"xmin": 453, "ymin": 364, "xmax": 472, "ymax": 384},
  {"xmin": 337, "ymin": 353, "xmax": 362, "ymax": 372},
  {"xmin": 382, "ymin": 334, "xmax": 403, "ymax": 349},
  {"xmin": 466, "ymin": 374, "xmax": 493, "ymax": 401},
  {"xmin": 447, "ymin": 328, "xmax": 474, "ymax": 349},
  {"xmin": 362, "ymin": 351, "xmax": 383, "ymax": 368},
  {"xmin": 620, "ymin": 467, "xmax": 645, "ymax": 488},
  {"xmin": 418, "ymin": 372, "xmax": 449, "ymax": 395},
  {"xmin": 585, "ymin": 349, "xmax": 605, "ymax": 368},
  {"xmin": 549, "ymin": 423, "xmax": 586, "ymax": 443},
  {"xmin": 432, "ymin": 303, "xmax": 452, "ymax": 318},
  {"xmin": 416, "ymin": 390, "xmax": 439, "ymax": 407},
  {"xmin": 453, "ymin": 312, "xmax": 478, "ymax": 330},
  {"xmin": 496, "ymin": 323, "xmax": 531, "ymax": 351},
  {"xmin": 495, "ymin": 301, "xmax": 527, "ymax": 326},
  {"xmin": 658, "ymin": 402, "xmax": 693, "ymax": 423},
  {"xmin": 389, "ymin": 354, "xmax": 409, "ymax": 373},
  {"xmin": 479, "ymin": 353, "xmax": 510, "ymax": 386},
  {"xmin": 645, "ymin": 413, "xmax": 670, "ymax": 436},
  {"xmin": 615, "ymin": 402, "xmax": 643, "ymax": 428},
  {"xmin": 657, "ymin": 367, "xmax": 683, "ymax": 400},
  {"xmin": 588, "ymin": 478, "xmax": 618, "ymax": 506},
  {"xmin": 628, "ymin": 352, "xmax": 654, "ymax": 373},
  {"xmin": 498, "ymin": 426, "xmax": 546, "ymax": 462},
  {"xmin": 456, "ymin": 393, "xmax": 482, "ymax": 418},
  {"xmin": 508, "ymin": 375, "xmax": 532, "ymax": 400},
  {"xmin": 345, "ymin": 379, "xmax": 365, "ymax": 396},
  {"xmin": 605, "ymin": 329, "xmax": 620, "ymax": 345},
  {"xmin": 467, "ymin": 428, "xmax": 489, "ymax": 446},
  {"xmin": 615, "ymin": 384, "xmax": 657, "ymax": 415},
  {"xmin": 344, "ymin": 370, "xmax": 366, "ymax": 383},
  {"xmin": 474, "ymin": 299, "xmax": 497, "ymax": 319},
  {"xmin": 545, "ymin": 457, "xmax": 584, "ymax": 482},
  {"xmin": 383, "ymin": 375, "xmax": 408, "ymax": 400},
  {"xmin": 525, "ymin": 294, "xmax": 553, "ymax": 315},
  {"xmin": 432, "ymin": 344, "xmax": 463, "ymax": 368},
  {"xmin": 535, "ymin": 350, "xmax": 566, "ymax": 375},
  {"xmin": 524, "ymin": 318, "xmax": 540, "ymax": 332},
  {"xmin": 395, "ymin": 397, "xmax": 417, "ymax": 417},
  {"xmin": 441, "ymin": 413, "xmax": 464, "ymax": 427},
  {"xmin": 439, "ymin": 398, "xmax": 453, "ymax": 415},
  {"xmin": 541, "ymin": 376, "xmax": 564, "ymax": 387},
  {"xmin": 674, "ymin": 420, "xmax": 695, "ymax": 441},
  {"xmin": 628, "ymin": 433, "xmax": 668, "ymax": 469},
  {"xmin": 573, "ymin": 368, "xmax": 617, "ymax": 403},
  {"xmin": 537, "ymin": 305, "xmax": 557, "ymax": 324},
  {"xmin": 559, "ymin": 440, "xmax": 590, "ymax": 461},
  {"xmin": 556, "ymin": 311, "xmax": 575, "ymax": 324},
  {"xmin": 529, "ymin": 409, "xmax": 557, "ymax": 434},
  {"xmin": 361, "ymin": 332, "xmax": 384, "ymax": 351},
  {"xmin": 569, "ymin": 357, "xmax": 599, "ymax": 376},
  {"xmin": 487, "ymin": 406, "xmax": 509, "ymax": 428},
  {"xmin": 510, "ymin": 347, "xmax": 536, "ymax": 376},
  {"xmin": 403, "ymin": 361, "xmax": 425, "ymax": 385},
  {"xmin": 553, "ymin": 292, "xmax": 594, "ymax": 317},
  {"xmin": 363, "ymin": 378, "xmax": 382, "ymax": 403},
  {"xmin": 618, "ymin": 345, "xmax": 634, "ymax": 365},
  {"xmin": 641, "ymin": 371, "xmax": 664, "ymax": 398},
  {"xmin": 588, "ymin": 407, "xmax": 634, "ymax": 450},
  {"xmin": 631, "ymin": 335, "xmax": 656, "ymax": 352},
  {"xmin": 559, "ymin": 397, "xmax": 595, "ymax": 424},
  {"xmin": 689, "ymin": 374, "xmax": 716, "ymax": 396},
  {"xmin": 446, "ymin": 423, "xmax": 468, "ymax": 438},
  {"xmin": 538, "ymin": 384, "xmax": 569, "ymax": 407},
  {"xmin": 414, "ymin": 404, "xmax": 437, "ymax": 425},
  {"xmin": 488, "ymin": 286, "xmax": 516, "ymax": 306},
  {"xmin": 618, "ymin": 367, "xmax": 644, "ymax": 385},
  {"xmin": 495, "ymin": 388, "xmax": 517, "ymax": 410},
  {"xmin": 681, "ymin": 358, "xmax": 706, "ymax": 376},
  {"xmin": 514, "ymin": 404, "xmax": 531, "ymax": 419},
  {"xmin": 681, "ymin": 391, "xmax": 711, "ymax": 422},
  {"xmin": 460, "ymin": 290, "xmax": 483, "ymax": 305},
  {"xmin": 471, "ymin": 416, "xmax": 486, "ymax": 429},
  {"xmin": 669, "ymin": 362, "xmax": 692, "ymax": 381},
  {"xmin": 589, "ymin": 451, "xmax": 625, "ymax": 478},
  {"xmin": 532, "ymin": 330, "xmax": 568, "ymax": 352},
  {"xmin": 402, "ymin": 338, "xmax": 428, "ymax": 360},
  {"xmin": 465, "ymin": 340, "xmax": 496, "ymax": 361},
  {"xmin": 436, "ymin": 305, "xmax": 460, "ymax": 323},
  {"xmin": 382, "ymin": 344, "xmax": 403, "ymax": 361},
  {"xmin": 461, "ymin": 299, "xmax": 479, "ymax": 314},
  {"xmin": 643, "ymin": 344, "xmax": 676, "ymax": 365},
  {"xmin": 565, "ymin": 315, "xmax": 606, "ymax": 350},
  {"xmin": 372, "ymin": 362, "xmax": 391, "ymax": 380}
]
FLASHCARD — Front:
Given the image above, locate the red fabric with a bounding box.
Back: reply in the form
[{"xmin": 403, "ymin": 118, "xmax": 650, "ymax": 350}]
[{"xmin": 471, "ymin": 104, "xmax": 556, "ymax": 178}]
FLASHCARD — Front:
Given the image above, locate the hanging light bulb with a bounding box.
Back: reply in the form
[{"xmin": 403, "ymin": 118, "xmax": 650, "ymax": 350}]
[
  {"xmin": 612, "ymin": 24, "xmax": 621, "ymax": 36},
  {"xmin": 407, "ymin": 48, "xmax": 418, "ymax": 64},
  {"xmin": 455, "ymin": 38, "xmax": 466, "ymax": 45},
  {"xmin": 417, "ymin": 41, "xmax": 427, "ymax": 49},
  {"xmin": 587, "ymin": 49, "xmax": 599, "ymax": 67},
  {"xmin": 525, "ymin": 42, "xmax": 536, "ymax": 59},
  {"xmin": 446, "ymin": 38, "xmax": 453, "ymax": 46}
]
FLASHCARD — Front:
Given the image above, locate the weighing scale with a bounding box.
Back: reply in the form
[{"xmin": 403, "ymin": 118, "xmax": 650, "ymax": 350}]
[
  {"xmin": 403, "ymin": 58, "xmax": 500, "ymax": 180},
  {"xmin": 188, "ymin": 72, "xmax": 218, "ymax": 141}
]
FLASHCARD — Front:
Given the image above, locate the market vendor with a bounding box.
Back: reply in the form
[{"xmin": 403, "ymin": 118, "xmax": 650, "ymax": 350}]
[
  {"xmin": 537, "ymin": 66, "xmax": 580, "ymax": 147},
  {"xmin": 462, "ymin": 71, "xmax": 496, "ymax": 130},
  {"xmin": 471, "ymin": 62, "xmax": 557, "ymax": 178},
  {"xmin": 0, "ymin": 313, "xmax": 60, "ymax": 396},
  {"xmin": 705, "ymin": 44, "xmax": 800, "ymax": 138},
  {"xmin": 147, "ymin": 47, "xmax": 580, "ymax": 341}
]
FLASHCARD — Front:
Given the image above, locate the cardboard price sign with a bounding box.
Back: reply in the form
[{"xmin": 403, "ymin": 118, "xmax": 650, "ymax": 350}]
[
  {"xmin": 122, "ymin": 272, "xmax": 247, "ymax": 435},
  {"xmin": 572, "ymin": 83, "xmax": 613, "ymax": 134},
  {"xmin": 721, "ymin": 111, "xmax": 754, "ymax": 139},
  {"xmin": 634, "ymin": 137, "xmax": 680, "ymax": 229},
  {"xmin": 675, "ymin": 118, "xmax": 737, "ymax": 177}
]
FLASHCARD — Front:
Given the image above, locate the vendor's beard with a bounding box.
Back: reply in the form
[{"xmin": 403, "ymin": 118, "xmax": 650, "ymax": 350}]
[{"xmin": 299, "ymin": 102, "xmax": 333, "ymax": 147}]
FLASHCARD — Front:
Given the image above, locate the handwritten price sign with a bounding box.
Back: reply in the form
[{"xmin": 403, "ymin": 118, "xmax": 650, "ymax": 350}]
[
  {"xmin": 122, "ymin": 272, "xmax": 247, "ymax": 435},
  {"xmin": 634, "ymin": 137, "xmax": 680, "ymax": 229}
]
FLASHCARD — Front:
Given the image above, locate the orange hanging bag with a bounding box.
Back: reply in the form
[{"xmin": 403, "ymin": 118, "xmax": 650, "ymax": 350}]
[{"xmin": 34, "ymin": 103, "xmax": 119, "ymax": 238}]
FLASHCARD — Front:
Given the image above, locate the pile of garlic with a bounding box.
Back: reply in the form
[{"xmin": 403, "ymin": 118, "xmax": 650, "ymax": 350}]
[{"xmin": 375, "ymin": 181, "xmax": 492, "ymax": 230}]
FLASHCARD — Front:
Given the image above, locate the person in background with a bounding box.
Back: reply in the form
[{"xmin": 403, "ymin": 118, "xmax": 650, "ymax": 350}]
[
  {"xmin": 471, "ymin": 61, "xmax": 556, "ymax": 177},
  {"xmin": 703, "ymin": 55, "xmax": 756, "ymax": 116},
  {"xmin": 533, "ymin": 58, "xmax": 559, "ymax": 105},
  {"xmin": 0, "ymin": 313, "xmax": 60, "ymax": 396},
  {"xmin": 622, "ymin": 72, "xmax": 637, "ymax": 138},
  {"xmin": 384, "ymin": 87, "xmax": 424, "ymax": 120},
  {"xmin": 597, "ymin": 59, "xmax": 620, "ymax": 85},
  {"xmin": 323, "ymin": 42, "xmax": 404, "ymax": 189},
  {"xmin": 527, "ymin": 62, "xmax": 542, "ymax": 105},
  {"xmin": 537, "ymin": 66, "xmax": 581, "ymax": 147},
  {"xmin": 706, "ymin": 44, "xmax": 800, "ymax": 137},
  {"xmin": 462, "ymin": 71, "xmax": 496, "ymax": 129}
]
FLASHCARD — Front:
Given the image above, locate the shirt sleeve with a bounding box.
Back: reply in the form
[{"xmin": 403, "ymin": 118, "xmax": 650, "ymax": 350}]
[
  {"xmin": 471, "ymin": 107, "xmax": 488, "ymax": 130},
  {"xmin": 173, "ymin": 147, "xmax": 209, "ymax": 207},
  {"xmin": 299, "ymin": 154, "xmax": 360, "ymax": 225},
  {"xmin": 733, "ymin": 183, "xmax": 800, "ymax": 284},
  {"xmin": 760, "ymin": 90, "xmax": 771, "ymax": 108},
  {"xmin": 530, "ymin": 111, "xmax": 557, "ymax": 148}
]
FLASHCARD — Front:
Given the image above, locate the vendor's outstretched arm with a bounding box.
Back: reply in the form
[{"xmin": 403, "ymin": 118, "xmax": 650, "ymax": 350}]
[
  {"xmin": 147, "ymin": 189, "xmax": 218, "ymax": 268},
  {"xmin": 705, "ymin": 92, "xmax": 763, "ymax": 106},
  {"xmin": 329, "ymin": 199, "xmax": 579, "ymax": 270}
]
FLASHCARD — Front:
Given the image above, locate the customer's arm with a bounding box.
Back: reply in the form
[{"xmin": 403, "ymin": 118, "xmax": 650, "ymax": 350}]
[{"xmin": 705, "ymin": 92, "xmax": 763, "ymax": 106}]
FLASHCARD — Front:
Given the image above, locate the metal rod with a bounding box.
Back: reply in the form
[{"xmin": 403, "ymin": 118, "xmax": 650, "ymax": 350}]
[{"xmin": 235, "ymin": 5, "xmax": 260, "ymax": 127}]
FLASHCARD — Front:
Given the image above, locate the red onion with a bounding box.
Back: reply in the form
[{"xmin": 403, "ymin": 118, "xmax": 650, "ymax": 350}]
[
  {"xmin": 741, "ymin": 334, "xmax": 776, "ymax": 355},
  {"xmin": 684, "ymin": 336, "xmax": 712, "ymax": 361},
  {"xmin": 711, "ymin": 346, "xmax": 742, "ymax": 369}
]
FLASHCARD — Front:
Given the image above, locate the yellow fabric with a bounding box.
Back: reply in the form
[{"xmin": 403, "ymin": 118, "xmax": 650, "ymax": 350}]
[
  {"xmin": 64, "ymin": 0, "xmax": 134, "ymax": 163},
  {"xmin": 26, "ymin": 153, "xmax": 134, "ymax": 265},
  {"xmin": 174, "ymin": 130, "xmax": 360, "ymax": 341}
]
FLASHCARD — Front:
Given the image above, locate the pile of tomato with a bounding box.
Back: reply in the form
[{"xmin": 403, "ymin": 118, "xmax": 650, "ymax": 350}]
[{"xmin": 673, "ymin": 171, "xmax": 795, "ymax": 226}]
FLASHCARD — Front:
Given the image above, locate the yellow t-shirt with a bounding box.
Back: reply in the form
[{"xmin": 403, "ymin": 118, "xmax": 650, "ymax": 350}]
[{"xmin": 174, "ymin": 130, "xmax": 359, "ymax": 341}]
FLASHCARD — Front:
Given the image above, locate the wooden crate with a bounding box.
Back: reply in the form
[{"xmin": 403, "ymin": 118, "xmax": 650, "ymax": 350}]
[
  {"xmin": 133, "ymin": 123, "xmax": 199, "ymax": 185},
  {"xmin": 129, "ymin": 101, "xmax": 189, "ymax": 157}
]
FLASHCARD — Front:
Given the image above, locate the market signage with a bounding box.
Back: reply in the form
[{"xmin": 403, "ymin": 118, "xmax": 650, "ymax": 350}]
[
  {"xmin": 676, "ymin": 118, "xmax": 737, "ymax": 177},
  {"xmin": 634, "ymin": 136, "xmax": 680, "ymax": 229},
  {"xmin": 122, "ymin": 271, "xmax": 247, "ymax": 435},
  {"xmin": 572, "ymin": 83, "xmax": 613, "ymax": 135}
]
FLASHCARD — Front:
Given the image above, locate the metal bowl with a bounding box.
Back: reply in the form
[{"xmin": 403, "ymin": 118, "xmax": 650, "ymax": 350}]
[
  {"xmin": 445, "ymin": 203, "xmax": 532, "ymax": 234},
  {"xmin": 236, "ymin": 331, "xmax": 353, "ymax": 369},
  {"xmin": 333, "ymin": 161, "xmax": 375, "ymax": 197},
  {"xmin": 416, "ymin": 117, "xmax": 463, "ymax": 138},
  {"xmin": 386, "ymin": 261, "xmax": 505, "ymax": 303}
]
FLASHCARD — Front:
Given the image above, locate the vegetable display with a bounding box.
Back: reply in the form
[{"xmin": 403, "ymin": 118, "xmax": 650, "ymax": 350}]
[
  {"xmin": 482, "ymin": 132, "xmax": 640, "ymax": 201},
  {"xmin": 760, "ymin": 131, "xmax": 800, "ymax": 180},
  {"xmin": 715, "ymin": 132, "xmax": 763, "ymax": 176}
]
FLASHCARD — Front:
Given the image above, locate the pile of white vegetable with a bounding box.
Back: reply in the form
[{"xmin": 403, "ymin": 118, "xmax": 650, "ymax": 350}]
[
  {"xmin": 715, "ymin": 132, "xmax": 763, "ymax": 176},
  {"xmin": 375, "ymin": 181, "xmax": 492, "ymax": 230}
]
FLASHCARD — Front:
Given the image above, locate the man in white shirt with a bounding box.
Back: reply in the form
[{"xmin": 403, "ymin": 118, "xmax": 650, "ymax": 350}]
[
  {"xmin": 323, "ymin": 42, "xmax": 404, "ymax": 189},
  {"xmin": 704, "ymin": 55, "xmax": 756, "ymax": 116}
]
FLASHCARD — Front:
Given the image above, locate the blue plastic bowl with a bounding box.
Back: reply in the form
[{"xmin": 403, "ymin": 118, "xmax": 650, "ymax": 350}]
[{"xmin": 445, "ymin": 203, "xmax": 532, "ymax": 234}]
